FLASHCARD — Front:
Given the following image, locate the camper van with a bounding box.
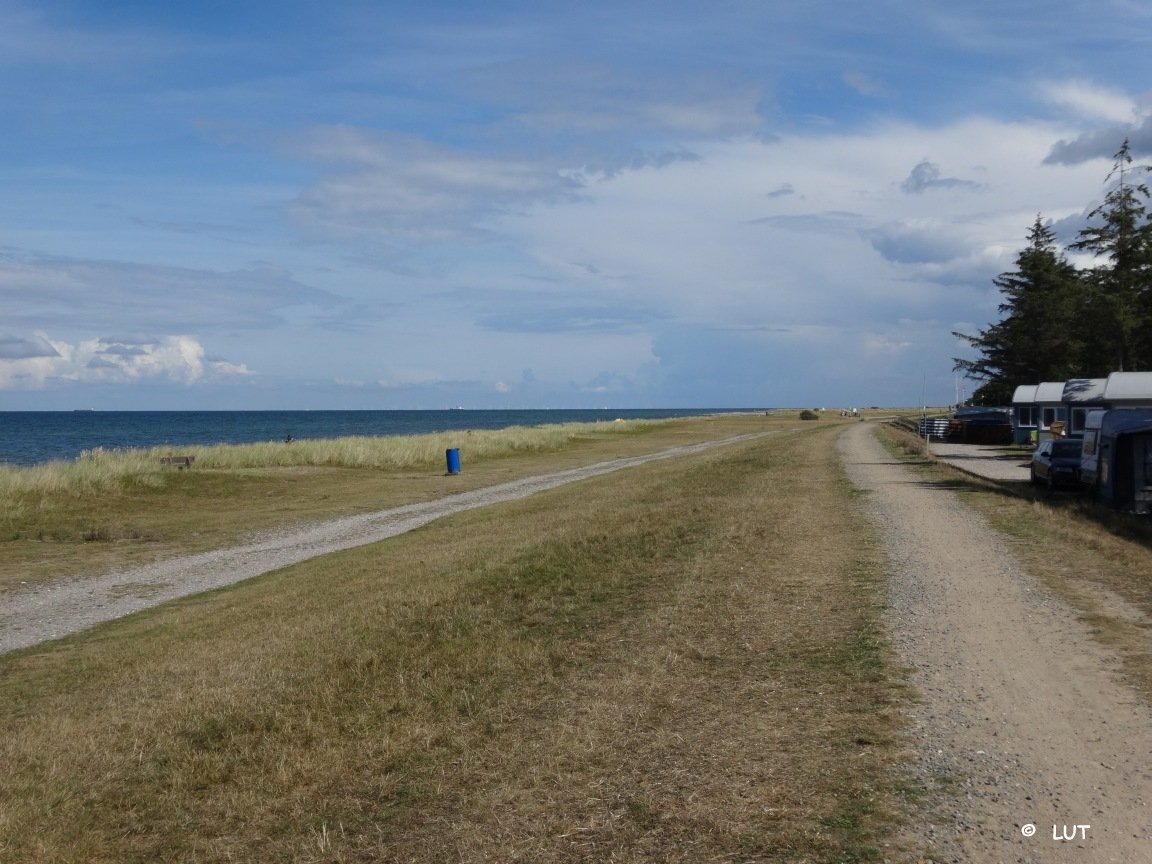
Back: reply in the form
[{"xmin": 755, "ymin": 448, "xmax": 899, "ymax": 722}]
[{"xmin": 1078, "ymin": 408, "xmax": 1152, "ymax": 512}]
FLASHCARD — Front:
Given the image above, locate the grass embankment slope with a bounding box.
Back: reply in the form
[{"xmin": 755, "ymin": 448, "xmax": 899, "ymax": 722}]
[
  {"xmin": 0, "ymin": 415, "xmax": 908, "ymax": 863},
  {"xmin": 2, "ymin": 416, "xmax": 766, "ymax": 591}
]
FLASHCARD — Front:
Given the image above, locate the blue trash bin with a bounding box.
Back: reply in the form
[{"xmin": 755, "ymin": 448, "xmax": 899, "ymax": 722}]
[{"xmin": 445, "ymin": 448, "xmax": 461, "ymax": 474}]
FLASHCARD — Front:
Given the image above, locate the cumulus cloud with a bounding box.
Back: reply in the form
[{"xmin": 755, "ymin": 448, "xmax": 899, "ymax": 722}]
[
  {"xmin": 1044, "ymin": 115, "xmax": 1152, "ymax": 165},
  {"xmin": 0, "ymin": 334, "xmax": 254, "ymax": 390},
  {"xmin": 866, "ymin": 221, "xmax": 976, "ymax": 265},
  {"xmin": 900, "ymin": 160, "xmax": 986, "ymax": 194},
  {"xmin": 0, "ymin": 332, "xmax": 59, "ymax": 360},
  {"xmin": 469, "ymin": 114, "xmax": 1115, "ymax": 406}
]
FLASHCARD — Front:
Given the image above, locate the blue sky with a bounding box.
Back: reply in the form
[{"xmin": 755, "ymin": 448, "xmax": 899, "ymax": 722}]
[{"xmin": 3, "ymin": 0, "xmax": 1152, "ymax": 410}]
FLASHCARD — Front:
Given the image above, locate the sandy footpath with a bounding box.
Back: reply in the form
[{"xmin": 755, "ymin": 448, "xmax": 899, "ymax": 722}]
[
  {"xmin": 840, "ymin": 422, "xmax": 1152, "ymax": 863},
  {"xmin": 0, "ymin": 433, "xmax": 768, "ymax": 655}
]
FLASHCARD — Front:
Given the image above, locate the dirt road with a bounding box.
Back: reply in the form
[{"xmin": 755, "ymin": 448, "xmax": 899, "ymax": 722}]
[{"xmin": 840, "ymin": 422, "xmax": 1152, "ymax": 863}]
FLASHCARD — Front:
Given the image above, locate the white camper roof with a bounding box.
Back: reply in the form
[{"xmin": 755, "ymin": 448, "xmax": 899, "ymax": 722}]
[
  {"xmin": 1012, "ymin": 384, "xmax": 1039, "ymax": 404},
  {"xmin": 1104, "ymin": 371, "xmax": 1152, "ymax": 402},
  {"xmin": 1062, "ymin": 378, "xmax": 1107, "ymax": 402},
  {"xmin": 1035, "ymin": 381, "xmax": 1066, "ymax": 403}
]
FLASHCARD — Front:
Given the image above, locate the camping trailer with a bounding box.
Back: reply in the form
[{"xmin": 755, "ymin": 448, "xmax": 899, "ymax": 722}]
[
  {"xmin": 1062, "ymin": 378, "xmax": 1107, "ymax": 436},
  {"xmin": 1079, "ymin": 409, "xmax": 1152, "ymax": 513},
  {"xmin": 1035, "ymin": 381, "xmax": 1068, "ymax": 441},
  {"xmin": 1012, "ymin": 384, "xmax": 1039, "ymax": 445}
]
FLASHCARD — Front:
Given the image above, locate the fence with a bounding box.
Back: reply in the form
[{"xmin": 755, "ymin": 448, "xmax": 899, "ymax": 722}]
[{"xmin": 917, "ymin": 417, "xmax": 950, "ymax": 439}]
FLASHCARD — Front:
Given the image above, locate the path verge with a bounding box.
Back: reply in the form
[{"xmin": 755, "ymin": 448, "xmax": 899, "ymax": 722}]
[{"xmin": 840, "ymin": 422, "xmax": 1152, "ymax": 863}]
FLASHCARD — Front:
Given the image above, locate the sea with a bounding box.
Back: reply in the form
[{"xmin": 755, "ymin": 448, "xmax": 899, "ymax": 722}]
[{"xmin": 0, "ymin": 409, "xmax": 739, "ymax": 467}]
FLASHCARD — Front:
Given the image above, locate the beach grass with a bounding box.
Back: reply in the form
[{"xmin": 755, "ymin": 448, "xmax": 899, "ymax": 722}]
[
  {"xmin": 0, "ymin": 419, "xmax": 661, "ymax": 498},
  {"xmin": 0, "ymin": 417, "xmax": 908, "ymax": 863}
]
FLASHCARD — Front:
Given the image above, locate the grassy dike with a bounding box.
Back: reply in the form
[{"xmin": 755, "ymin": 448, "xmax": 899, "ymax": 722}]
[
  {"xmin": 1, "ymin": 417, "xmax": 762, "ymax": 591},
  {"xmin": 0, "ymin": 417, "xmax": 908, "ymax": 863}
]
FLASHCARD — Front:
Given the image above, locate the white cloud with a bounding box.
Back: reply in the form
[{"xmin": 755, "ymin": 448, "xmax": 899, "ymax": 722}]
[
  {"xmin": 0, "ymin": 252, "xmax": 335, "ymax": 333},
  {"xmin": 5, "ymin": 2, "xmax": 1152, "ymax": 409},
  {"xmin": 1038, "ymin": 79, "xmax": 1138, "ymax": 124},
  {"xmin": 285, "ymin": 128, "xmax": 577, "ymax": 244},
  {"xmin": 0, "ymin": 332, "xmax": 58, "ymax": 360},
  {"xmin": 900, "ymin": 160, "xmax": 986, "ymax": 195},
  {"xmin": 0, "ymin": 334, "xmax": 253, "ymax": 390},
  {"xmin": 493, "ymin": 117, "xmax": 1102, "ymax": 328}
]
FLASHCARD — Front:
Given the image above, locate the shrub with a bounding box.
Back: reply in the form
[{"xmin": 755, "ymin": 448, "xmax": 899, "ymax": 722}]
[{"xmin": 799, "ymin": 410, "xmax": 820, "ymax": 421}]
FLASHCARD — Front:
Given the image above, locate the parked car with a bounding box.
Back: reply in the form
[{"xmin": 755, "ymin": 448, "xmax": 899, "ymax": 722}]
[{"xmin": 1030, "ymin": 439, "xmax": 1082, "ymax": 489}]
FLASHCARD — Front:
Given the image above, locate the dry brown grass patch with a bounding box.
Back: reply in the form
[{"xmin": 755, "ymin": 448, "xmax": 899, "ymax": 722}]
[
  {"xmin": 0, "ymin": 420, "xmax": 904, "ymax": 863},
  {"xmin": 0, "ymin": 415, "xmax": 793, "ymax": 593}
]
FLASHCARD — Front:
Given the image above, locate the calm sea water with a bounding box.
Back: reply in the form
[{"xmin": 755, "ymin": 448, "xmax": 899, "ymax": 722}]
[{"xmin": 0, "ymin": 409, "xmax": 737, "ymax": 467}]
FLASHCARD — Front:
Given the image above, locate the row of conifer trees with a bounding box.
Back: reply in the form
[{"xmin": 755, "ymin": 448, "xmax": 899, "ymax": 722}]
[{"xmin": 955, "ymin": 141, "xmax": 1152, "ymax": 405}]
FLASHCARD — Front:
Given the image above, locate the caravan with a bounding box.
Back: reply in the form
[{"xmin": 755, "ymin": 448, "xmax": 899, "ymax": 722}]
[{"xmin": 1078, "ymin": 409, "xmax": 1152, "ymax": 513}]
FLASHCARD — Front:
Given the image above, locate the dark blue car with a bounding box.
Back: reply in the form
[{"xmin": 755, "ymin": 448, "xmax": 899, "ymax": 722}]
[{"xmin": 1030, "ymin": 439, "xmax": 1082, "ymax": 490}]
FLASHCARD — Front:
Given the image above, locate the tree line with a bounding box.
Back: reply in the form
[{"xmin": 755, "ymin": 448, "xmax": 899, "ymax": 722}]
[{"xmin": 954, "ymin": 140, "xmax": 1152, "ymax": 405}]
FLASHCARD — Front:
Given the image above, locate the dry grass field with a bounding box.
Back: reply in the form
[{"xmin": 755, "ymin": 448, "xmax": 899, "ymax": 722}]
[
  {"xmin": 0, "ymin": 415, "xmax": 910, "ymax": 863},
  {"xmin": 0, "ymin": 416, "xmax": 759, "ymax": 592}
]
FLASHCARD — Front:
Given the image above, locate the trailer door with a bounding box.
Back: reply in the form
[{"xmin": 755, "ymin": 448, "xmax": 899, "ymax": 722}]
[{"xmin": 1136, "ymin": 433, "xmax": 1152, "ymax": 515}]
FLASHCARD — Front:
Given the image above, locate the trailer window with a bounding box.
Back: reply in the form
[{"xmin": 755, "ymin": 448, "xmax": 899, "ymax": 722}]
[{"xmin": 1070, "ymin": 407, "xmax": 1087, "ymax": 433}]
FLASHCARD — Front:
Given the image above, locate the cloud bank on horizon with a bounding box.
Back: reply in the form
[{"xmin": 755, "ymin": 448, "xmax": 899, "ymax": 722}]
[{"xmin": 3, "ymin": 0, "xmax": 1152, "ymax": 410}]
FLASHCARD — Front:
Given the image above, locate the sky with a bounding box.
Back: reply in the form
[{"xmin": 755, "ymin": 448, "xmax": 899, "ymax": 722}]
[{"xmin": 3, "ymin": 0, "xmax": 1152, "ymax": 410}]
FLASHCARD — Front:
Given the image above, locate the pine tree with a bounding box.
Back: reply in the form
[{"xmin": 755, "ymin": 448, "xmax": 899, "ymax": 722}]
[
  {"xmin": 954, "ymin": 216, "xmax": 1083, "ymax": 401},
  {"xmin": 1069, "ymin": 139, "xmax": 1152, "ymax": 371}
]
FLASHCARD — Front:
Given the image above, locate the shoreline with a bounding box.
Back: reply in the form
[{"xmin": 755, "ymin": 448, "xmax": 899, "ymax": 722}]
[{"xmin": 0, "ymin": 407, "xmax": 749, "ymax": 468}]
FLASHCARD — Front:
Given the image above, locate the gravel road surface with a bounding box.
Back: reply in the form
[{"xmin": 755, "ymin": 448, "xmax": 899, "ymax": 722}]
[
  {"xmin": 0, "ymin": 433, "xmax": 768, "ymax": 655},
  {"xmin": 841, "ymin": 422, "xmax": 1152, "ymax": 863},
  {"xmin": 930, "ymin": 440, "xmax": 1032, "ymax": 484}
]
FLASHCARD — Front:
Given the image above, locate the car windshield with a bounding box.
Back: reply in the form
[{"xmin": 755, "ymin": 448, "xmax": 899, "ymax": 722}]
[{"xmin": 1051, "ymin": 441, "xmax": 1081, "ymax": 457}]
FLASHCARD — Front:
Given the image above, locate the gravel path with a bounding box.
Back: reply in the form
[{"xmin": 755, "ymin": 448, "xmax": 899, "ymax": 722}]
[
  {"xmin": 0, "ymin": 433, "xmax": 768, "ymax": 656},
  {"xmin": 840, "ymin": 422, "xmax": 1152, "ymax": 863}
]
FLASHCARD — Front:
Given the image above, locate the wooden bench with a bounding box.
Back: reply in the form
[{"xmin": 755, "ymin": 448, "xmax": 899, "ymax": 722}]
[{"xmin": 159, "ymin": 455, "xmax": 196, "ymax": 468}]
